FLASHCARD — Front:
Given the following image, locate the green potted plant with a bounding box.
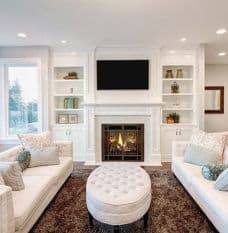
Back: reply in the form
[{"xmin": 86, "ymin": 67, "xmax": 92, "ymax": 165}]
[
  {"xmin": 166, "ymin": 112, "xmax": 180, "ymax": 124},
  {"xmin": 64, "ymin": 71, "xmax": 78, "ymax": 80},
  {"xmin": 171, "ymin": 82, "xmax": 179, "ymax": 93}
]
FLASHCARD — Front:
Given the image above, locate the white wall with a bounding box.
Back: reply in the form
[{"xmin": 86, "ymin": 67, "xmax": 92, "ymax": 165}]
[
  {"xmin": 0, "ymin": 46, "xmax": 51, "ymax": 133},
  {"xmin": 205, "ymin": 64, "xmax": 228, "ymax": 132}
]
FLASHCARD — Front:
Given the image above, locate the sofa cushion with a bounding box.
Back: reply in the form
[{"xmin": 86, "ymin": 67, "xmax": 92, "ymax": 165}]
[
  {"xmin": 28, "ymin": 146, "xmax": 60, "ymax": 167},
  {"xmin": 22, "ymin": 157, "xmax": 72, "ymax": 183},
  {"xmin": 184, "ymin": 144, "xmax": 220, "ymax": 166},
  {"xmin": 173, "ymin": 156, "xmax": 202, "ymax": 185},
  {"xmin": 12, "ymin": 175, "xmax": 53, "ymax": 231},
  {"xmin": 191, "ymin": 174, "xmax": 228, "ymax": 227}
]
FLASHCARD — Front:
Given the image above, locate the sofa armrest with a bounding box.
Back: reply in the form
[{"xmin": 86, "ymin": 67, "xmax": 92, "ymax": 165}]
[
  {"xmin": 0, "ymin": 185, "xmax": 15, "ymax": 233},
  {"xmin": 54, "ymin": 141, "xmax": 73, "ymax": 158},
  {"xmin": 172, "ymin": 141, "xmax": 189, "ymax": 160}
]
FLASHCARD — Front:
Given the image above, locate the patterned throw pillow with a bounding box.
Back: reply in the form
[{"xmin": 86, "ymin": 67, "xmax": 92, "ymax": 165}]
[
  {"xmin": 0, "ymin": 162, "xmax": 25, "ymax": 191},
  {"xmin": 17, "ymin": 131, "xmax": 53, "ymax": 149},
  {"xmin": 202, "ymin": 164, "xmax": 228, "ymax": 181},
  {"xmin": 190, "ymin": 129, "xmax": 227, "ymax": 162},
  {"xmin": 16, "ymin": 151, "xmax": 31, "ymax": 171}
]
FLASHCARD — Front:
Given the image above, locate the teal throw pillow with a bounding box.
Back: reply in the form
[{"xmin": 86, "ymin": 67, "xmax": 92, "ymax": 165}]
[
  {"xmin": 16, "ymin": 150, "xmax": 31, "ymax": 171},
  {"xmin": 184, "ymin": 144, "xmax": 220, "ymax": 166},
  {"xmin": 202, "ymin": 164, "xmax": 228, "ymax": 181},
  {"xmin": 215, "ymin": 168, "xmax": 228, "ymax": 191}
]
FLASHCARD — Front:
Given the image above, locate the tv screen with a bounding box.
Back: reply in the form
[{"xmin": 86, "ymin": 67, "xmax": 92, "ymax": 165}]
[{"xmin": 97, "ymin": 60, "xmax": 149, "ymax": 90}]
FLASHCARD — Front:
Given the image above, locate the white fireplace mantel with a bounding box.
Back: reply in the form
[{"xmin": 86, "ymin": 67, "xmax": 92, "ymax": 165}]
[{"xmin": 84, "ymin": 104, "xmax": 162, "ymax": 166}]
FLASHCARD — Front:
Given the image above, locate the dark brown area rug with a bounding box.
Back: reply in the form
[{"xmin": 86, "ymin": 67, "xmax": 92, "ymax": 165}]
[{"xmin": 31, "ymin": 167, "xmax": 218, "ymax": 233}]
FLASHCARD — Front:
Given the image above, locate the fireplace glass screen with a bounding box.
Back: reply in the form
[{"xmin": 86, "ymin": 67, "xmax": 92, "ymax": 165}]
[{"xmin": 102, "ymin": 124, "xmax": 144, "ymax": 161}]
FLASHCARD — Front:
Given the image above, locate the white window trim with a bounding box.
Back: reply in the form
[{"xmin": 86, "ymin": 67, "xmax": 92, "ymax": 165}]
[{"xmin": 0, "ymin": 58, "xmax": 43, "ymax": 143}]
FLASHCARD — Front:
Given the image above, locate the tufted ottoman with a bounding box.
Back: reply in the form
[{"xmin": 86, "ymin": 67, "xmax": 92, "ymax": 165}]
[{"xmin": 86, "ymin": 164, "xmax": 151, "ymax": 232}]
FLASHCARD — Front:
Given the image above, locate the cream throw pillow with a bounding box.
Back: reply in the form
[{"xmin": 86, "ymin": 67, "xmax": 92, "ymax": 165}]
[
  {"xmin": 0, "ymin": 162, "xmax": 24, "ymax": 191},
  {"xmin": 190, "ymin": 129, "xmax": 227, "ymax": 163},
  {"xmin": 29, "ymin": 146, "xmax": 60, "ymax": 167},
  {"xmin": 17, "ymin": 131, "xmax": 53, "ymax": 149}
]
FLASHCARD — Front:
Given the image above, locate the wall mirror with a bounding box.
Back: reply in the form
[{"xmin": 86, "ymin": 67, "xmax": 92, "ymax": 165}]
[{"xmin": 205, "ymin": 86, "xmax": 224, "ymax": 114}]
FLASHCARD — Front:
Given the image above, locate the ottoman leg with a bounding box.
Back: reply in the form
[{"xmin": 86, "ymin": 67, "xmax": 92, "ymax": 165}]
[
  {"xmin": 113, "ymin": 225, "xmax": 120, "ymax": 233},
  {"xmin": 143, "ymin": 212, "xmax": 149, "ymax": 230},
  {"xmin": 88, "ymin": 212, "xmax": 93, "ymax": 227}
]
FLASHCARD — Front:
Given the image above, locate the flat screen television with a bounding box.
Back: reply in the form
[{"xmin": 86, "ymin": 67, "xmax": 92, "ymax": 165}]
[{"xmin": 97, "ymin": 60, "xmax": 149, "ymax": 90}]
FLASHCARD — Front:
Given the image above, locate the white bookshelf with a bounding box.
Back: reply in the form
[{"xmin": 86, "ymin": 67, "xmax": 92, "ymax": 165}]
[
  {"xmin": 51, "ymin": 56, "xmax": 86, "ymax": 126},
  {"xmin": 162, "ymin": 65, "xmax": 194, "ymax": 125}
]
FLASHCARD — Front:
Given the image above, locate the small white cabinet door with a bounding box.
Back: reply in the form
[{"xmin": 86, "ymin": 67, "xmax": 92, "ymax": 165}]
[
  {"xmin": 52, "ymin": 125, "xmax": 85, "ymax": 161},
  {"xmin": 161, "ymin": 126, "xmax": 193, "ymax": 161}
]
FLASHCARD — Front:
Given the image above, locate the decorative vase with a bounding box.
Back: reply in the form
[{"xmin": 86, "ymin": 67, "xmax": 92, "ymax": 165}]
[
  {"xmin": 165, "ymin": 70, "xmax": 174, "ymax": 79},
  {"xmin": 176, "ymin": 69, "xmax": 183, "ymax": 78}
]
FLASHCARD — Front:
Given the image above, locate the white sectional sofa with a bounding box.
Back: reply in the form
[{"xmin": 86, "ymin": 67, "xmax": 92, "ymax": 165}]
[
  {"xmin": 172, "ymin": 141, "xmax": 228, "ymax": 233},
  {"xmin": 0, "ymin": 141, "xmax": 73, "ymax": 233}
]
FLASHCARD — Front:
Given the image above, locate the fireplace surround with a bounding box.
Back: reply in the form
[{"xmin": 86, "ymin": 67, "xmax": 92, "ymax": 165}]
[{"xmin": 102, "ymin": 124, "xmax": 144, "ymax": 161}]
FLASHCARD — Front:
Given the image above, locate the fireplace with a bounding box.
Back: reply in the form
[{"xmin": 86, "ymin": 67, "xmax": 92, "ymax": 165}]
[{"xmin": 102, "ymin": 124, "xmax": 144, "ymax": 161}]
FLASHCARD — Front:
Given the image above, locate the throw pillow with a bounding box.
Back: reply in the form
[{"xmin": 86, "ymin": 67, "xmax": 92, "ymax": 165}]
[
  {"xmin": 189, "ymin": 129, "xmax": 227, "ymax": 163},
  {"xmin": 29, "ymin": 146, "xmax": 60, "ymax": 167},
  {"xmin": 202, "ymin": 164, "xmax": 228, "ymax": 181},
  {"xmin": 184, "ymin": 144, "xmax": 220, "ymax": 166},
  {"xmin": 16, "ymin": 150, "xmax": 31, "ymax": 171},
  {"xmin": 0, "ymin": 162, "xmax": 25, "ymax": 191},
  {"xmin": 0, "ymin": 173, "xmax": 5, "ymax": 185},
  {"xmin": 17, "ymin": 131, "xmax": 53, "ymax": 149},
  {"xmin": 215, "ymin": 168, "xmax": 228, "ymax": 191}
]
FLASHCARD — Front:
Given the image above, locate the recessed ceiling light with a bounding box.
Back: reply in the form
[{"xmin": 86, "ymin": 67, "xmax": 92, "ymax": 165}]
[
  {"xmin": 169, "ymin": 50, "xmax": 176, "ymax": 54},
  {"xmin": 180, "ymin": 37, "xmax": 187, "ymax": 42},
  {"xmin": 17, "ymin": 33, "xmax": 27, "ymax": 38},
  {"xmin": 216, "ymin": 28, "xmax": 227, "ymax": 35},
  {"xmin": 61, "ymin": 40, "xmax": 67, "ymax": 44},
  {"xmin": 218, "ymin": 52, "xmax": 226, "ymax": 56},
  {"xmin": 71, "ymin": 52, "xmax": 77, "ymax": 55}
]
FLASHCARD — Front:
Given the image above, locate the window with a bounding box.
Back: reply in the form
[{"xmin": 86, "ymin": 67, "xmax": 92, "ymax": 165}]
[{"xmin": 7, "ymin": 65, "xmax": 40, "ymax": 136}]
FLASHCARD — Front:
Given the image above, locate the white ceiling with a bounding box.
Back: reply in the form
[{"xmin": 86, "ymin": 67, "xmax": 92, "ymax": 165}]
[{"xmin": 0, "ymin": 0, "xmax": 228, "ymax": 63}]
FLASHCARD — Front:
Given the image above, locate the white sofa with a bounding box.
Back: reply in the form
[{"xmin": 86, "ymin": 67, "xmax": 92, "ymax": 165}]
[
  {"xmin": 0, "ymin": 141, "xmax": 73, "ymax": 233},
  {"xmin": 172, "ymin": 141, "xmax": 228, "ymax": 233}
]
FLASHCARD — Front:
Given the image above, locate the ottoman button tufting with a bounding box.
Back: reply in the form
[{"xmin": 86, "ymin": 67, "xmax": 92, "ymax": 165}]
[{"xmin": 86, "ymin": 164, "xmax": 151, "ymax": 229}]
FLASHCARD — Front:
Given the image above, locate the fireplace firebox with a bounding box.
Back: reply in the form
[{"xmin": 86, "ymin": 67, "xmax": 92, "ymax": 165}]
[{"xmin": 102, "ymin": 124, "xmax": 144, "ymax": 161}]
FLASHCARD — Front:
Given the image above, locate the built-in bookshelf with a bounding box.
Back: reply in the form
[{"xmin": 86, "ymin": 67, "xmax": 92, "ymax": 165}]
[
  {"xmin": 162, "ymin": 65, "xmax": 194, "ymax": 125},
  {"xmin": 52, "ymin": 64, "xmax": 85, "ymax": 126}
]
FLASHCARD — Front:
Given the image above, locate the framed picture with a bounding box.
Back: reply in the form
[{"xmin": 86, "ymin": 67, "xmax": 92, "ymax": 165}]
[
  {"xmin": 58, "ymin": 114, "xmax": 69, "ymax": 124},
  {"xmin": 69, "ymin": 114, "xmax": 78, "ymax": 124}
]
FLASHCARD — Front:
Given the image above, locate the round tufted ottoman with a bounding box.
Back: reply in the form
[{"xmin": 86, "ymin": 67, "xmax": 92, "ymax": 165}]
[{"xmin": 86, "ymin": 164, "xmax": 151, "ymax": 232}]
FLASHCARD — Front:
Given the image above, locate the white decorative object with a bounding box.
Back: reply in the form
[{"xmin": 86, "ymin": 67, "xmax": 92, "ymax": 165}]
[{"xmin": 86, "ymin": 164, "xmax": 151, "ymax": 228}]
